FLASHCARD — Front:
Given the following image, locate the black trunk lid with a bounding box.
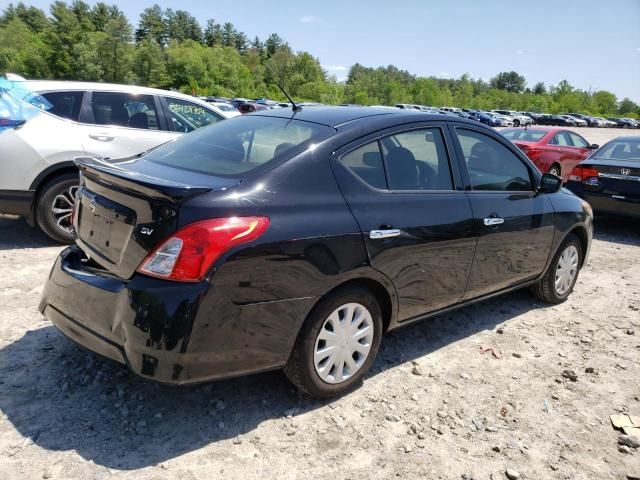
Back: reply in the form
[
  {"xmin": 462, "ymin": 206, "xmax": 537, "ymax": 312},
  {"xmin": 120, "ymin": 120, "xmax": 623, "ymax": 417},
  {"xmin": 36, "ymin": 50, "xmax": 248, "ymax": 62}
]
[{"xmin": 74, "ymin": 157, "xmax": 240, "ymax": 279}]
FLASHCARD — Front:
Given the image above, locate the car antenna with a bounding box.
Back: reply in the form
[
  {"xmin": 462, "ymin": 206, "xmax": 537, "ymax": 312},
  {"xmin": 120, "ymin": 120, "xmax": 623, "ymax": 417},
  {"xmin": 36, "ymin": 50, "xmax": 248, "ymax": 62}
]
[{"xmin": 278, "ymin": 84, "xmax": 302, "ymax": 113}]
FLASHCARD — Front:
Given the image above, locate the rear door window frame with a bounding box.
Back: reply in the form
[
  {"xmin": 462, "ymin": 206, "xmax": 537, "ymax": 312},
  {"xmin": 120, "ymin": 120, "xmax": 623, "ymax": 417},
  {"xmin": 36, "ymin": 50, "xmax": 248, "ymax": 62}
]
[
  {"xmin": 333, "ymin": 121, "xmax": 464, "ymax": 194},
  {"xmin": 78, "ymin": 91, "xmax": 169, "ymax": 131}
]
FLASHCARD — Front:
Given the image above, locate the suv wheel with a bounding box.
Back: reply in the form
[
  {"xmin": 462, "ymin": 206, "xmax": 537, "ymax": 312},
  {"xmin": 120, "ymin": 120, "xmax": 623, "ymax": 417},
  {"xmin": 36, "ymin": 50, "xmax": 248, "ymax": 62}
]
[
  {"xmin": 36, "ymin": 173, "xmax": 79, "ymax": 243},
  {"xmin": 284, "ymin": 287, "xmax": 383, "ymax": 398},
  {"xmin": 531, "ymin": 233, "xmax": 582, "ymax": 304}
]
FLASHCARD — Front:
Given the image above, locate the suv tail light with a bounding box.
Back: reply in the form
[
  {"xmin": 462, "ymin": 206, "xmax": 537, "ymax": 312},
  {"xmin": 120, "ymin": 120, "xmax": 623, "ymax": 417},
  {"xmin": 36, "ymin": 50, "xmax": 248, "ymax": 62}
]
[
  {"xmin": 569, "ymin": 166, "xmax": 599, "ymax": 182},
  {"xmin": 137, "ymin": 217, "xmax": 270, "ymax": 282}
]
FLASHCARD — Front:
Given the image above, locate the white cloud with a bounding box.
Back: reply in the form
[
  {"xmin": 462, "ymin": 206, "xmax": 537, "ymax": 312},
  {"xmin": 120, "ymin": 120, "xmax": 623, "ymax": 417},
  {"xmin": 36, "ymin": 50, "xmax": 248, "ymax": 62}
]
[
  {"xmin": 324, "ymin": 65, "xmax": 347, "ymax": 71},
  {"xmin": 440, "ymin": 72, "xmax": 450, "ymax": 78},
  {"xmin": 516, "ymin": 49, "xmax": 524, "ymax": 55},
  {"xmin": 299, "ymin": 15, "xmax": 317, "ymax": 23}
]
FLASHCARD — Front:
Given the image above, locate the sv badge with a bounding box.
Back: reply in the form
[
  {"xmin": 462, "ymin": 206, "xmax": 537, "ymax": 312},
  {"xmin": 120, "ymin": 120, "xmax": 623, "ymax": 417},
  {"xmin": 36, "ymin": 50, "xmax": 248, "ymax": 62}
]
[{"xmin": 140, "ymin": 227, "xmax": 154, "ymax": 235}]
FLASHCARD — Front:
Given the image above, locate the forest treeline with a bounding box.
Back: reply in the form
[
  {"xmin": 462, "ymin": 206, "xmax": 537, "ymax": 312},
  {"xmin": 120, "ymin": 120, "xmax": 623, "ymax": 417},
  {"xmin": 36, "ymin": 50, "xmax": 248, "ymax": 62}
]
[{"xmin": 1, "ymin": 1, "xmax": 638, "ymax": 117}]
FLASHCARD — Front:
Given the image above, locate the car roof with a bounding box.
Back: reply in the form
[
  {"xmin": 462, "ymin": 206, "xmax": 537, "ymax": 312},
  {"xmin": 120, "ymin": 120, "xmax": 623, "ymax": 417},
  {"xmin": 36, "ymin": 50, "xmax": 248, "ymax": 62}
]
[
  {"xmin": 250, "ymin": 106, "xmax": 469, "ymax": 128},
  {"xmin": 19, "ymin": 80, "xmax": 211, "ymax": 106}
]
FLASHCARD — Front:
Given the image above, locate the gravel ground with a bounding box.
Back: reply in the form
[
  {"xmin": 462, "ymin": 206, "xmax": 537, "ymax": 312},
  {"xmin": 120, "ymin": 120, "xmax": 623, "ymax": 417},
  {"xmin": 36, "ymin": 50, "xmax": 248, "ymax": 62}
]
[{"xmin": 1, "ymin": 127, "xmax": 639, "ymax": 480}]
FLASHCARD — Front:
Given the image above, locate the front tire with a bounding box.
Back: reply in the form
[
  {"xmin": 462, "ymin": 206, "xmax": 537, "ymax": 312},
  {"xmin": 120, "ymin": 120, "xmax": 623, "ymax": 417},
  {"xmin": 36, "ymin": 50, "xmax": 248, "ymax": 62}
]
[
  {"xmin": 284, "ymin": 287, "xmax": 383, "ymax": 399},
  {"xmin": 36, "ymin": 173, "xmax": 79, "ymax": 244},
  {"xmin": 531, "ymin": 233, "xmax": 582, "ymax": 304}
]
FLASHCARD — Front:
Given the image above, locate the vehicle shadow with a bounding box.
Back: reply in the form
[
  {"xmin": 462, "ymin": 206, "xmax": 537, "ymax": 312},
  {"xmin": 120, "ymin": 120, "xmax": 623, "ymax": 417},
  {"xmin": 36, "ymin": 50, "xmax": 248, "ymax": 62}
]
[
  {"xmin": 0, "ymin": 289, "xmax": 542, "ymax": 470},
  {"xmin": 0, "ymin": 215, "xmax": 60, "ymax": 250},
  {"xmin": 593, "ymin": 216, "xmax": 640, "ymax": 246}
]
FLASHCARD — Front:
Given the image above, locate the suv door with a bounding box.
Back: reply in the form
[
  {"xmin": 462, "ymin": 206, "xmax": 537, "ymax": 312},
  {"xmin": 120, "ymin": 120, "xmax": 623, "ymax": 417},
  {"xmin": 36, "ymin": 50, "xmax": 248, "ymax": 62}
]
[
  {"xmin": 78, "ymin": 91, "xmax": 173, "ymax": 159},
  {"xmin": 332, "ymin": 123, "xmax": 476, "ymax": 321},
  {"xmin": 450, "ymin": 125, "xmax": 555, "ymax": 299}
]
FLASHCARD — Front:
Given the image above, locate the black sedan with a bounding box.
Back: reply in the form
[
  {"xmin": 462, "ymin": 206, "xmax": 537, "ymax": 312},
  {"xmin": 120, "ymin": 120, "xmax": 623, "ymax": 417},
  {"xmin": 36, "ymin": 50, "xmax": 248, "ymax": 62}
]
[
  {"xmin": 567, "ymin": 136, "xmax": 640, "ymax": 218},
  {"xmin": 39, "ymin": 107, "xmax": 593, "ymax": 398},
  {"xmin": 536, "ymin": 114, "xmax": 577, "ymax": 127}
]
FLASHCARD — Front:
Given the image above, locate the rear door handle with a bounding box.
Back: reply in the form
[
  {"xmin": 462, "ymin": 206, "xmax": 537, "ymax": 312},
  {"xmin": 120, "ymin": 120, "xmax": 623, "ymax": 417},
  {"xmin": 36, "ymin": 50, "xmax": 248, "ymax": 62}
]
[
  {"xmin": 369, "ymin": 229, "xmax": 401, "ymax": 239},
  {"xmin": 483, "ymin": 217, "xmax": 504, "ymax": 226},
  {"xmin": 89, "ymin": 133, "xmax": 114, "ymax": 141}
]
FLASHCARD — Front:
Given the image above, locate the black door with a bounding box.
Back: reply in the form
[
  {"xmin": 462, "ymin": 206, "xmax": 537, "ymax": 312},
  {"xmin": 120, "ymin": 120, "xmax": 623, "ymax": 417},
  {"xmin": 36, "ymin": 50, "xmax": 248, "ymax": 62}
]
[
  {"xmin": 449, "ymin": 125, "xmax": 555, "ymax": 299},
  {"xmin": 332, "ymin": 123, "xmax": 476, "ymax": 321}
]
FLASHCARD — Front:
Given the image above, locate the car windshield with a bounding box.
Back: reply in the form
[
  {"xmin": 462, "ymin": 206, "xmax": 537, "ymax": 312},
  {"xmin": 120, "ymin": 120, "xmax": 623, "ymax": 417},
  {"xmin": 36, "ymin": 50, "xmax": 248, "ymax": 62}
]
[
  {"xmin": 501, "ymin": 129, "xmax": 547, "ymax": 142},
  {"xmin": 0, "ymin": 79, "xmax": 53, "ymax": 133},
  {"xmin": 592, "ymin": 139, "xmax": 640, "ymax": 161},
  {"xmin": 144, "ymin": 115, "xmax": 334, "ymax": 177}
]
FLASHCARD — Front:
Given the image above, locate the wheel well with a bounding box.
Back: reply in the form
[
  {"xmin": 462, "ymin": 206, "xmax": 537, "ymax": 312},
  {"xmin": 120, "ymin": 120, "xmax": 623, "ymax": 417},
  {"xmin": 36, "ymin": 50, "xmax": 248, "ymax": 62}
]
[
  {"xmin": 550, "ymin": 162, "xmax": 561, "ymax": 173},
  {"xmin": 320, "ymin": 278, "xmax": 394, "ymax": 332},
  {"xmin": 568, "ymin": 226, "xmax": 588, "ymax": 268}
]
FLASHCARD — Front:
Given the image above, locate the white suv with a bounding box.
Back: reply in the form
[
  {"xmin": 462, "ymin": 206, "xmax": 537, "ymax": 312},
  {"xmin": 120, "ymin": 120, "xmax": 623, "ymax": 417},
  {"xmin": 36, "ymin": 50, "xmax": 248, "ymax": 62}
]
[{"xmin": 0, "ymin": 80, "xmax": 234, "ymax": 242}]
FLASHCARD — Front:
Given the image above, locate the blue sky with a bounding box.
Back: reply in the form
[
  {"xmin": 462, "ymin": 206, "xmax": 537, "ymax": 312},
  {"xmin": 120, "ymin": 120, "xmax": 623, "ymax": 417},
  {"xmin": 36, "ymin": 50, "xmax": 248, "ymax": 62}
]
[{"xmin": 11, "ymin": 0, "xmax": 640, "ymax": 101}]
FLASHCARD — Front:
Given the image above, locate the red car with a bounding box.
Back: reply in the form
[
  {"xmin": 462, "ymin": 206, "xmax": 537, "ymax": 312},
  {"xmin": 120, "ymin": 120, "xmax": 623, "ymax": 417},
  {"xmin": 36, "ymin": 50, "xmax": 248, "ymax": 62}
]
[{"xmin": 501, "ymin": 127, "xmax": 598, "ymax": 182}]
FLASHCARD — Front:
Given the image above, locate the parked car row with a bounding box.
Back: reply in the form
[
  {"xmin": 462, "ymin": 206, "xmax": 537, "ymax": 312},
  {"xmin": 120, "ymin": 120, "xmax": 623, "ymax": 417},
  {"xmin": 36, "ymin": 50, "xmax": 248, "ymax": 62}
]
[{"xmin": 384, "ymin": 104, "xmax": 640, "ymax": 129}]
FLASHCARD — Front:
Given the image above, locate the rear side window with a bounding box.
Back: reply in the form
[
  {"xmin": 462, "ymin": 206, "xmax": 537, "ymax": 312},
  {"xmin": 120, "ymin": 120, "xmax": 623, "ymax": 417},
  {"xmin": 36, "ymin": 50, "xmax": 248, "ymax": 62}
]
[
  {"xmin": 341, "ymin": 142, "xmax": 387, "ymax": 189},
  {"xmin": 383, "ymin": 129, "xmax": 453, "ymax": 190},
  {"xmin": 456, "ymin": 128, "xmax": 532, "ymax": 191},
  {"xmin": 40, "ymin": 91, "xmax": 84, "ymax": 121},
  {"xmin": 90, "ymin": 92, "xmax": 159, "ymax": 130},
  {"xmin": 144, "ymin": 116, "xmax": 333, "ymax": 177},
  {"xmin": 165, "ymin": 97, "xmax": 223, "ymax": 133},
  {"xmin": 501, "ymin": 129, "xmax": 546, "ymax": 142}
]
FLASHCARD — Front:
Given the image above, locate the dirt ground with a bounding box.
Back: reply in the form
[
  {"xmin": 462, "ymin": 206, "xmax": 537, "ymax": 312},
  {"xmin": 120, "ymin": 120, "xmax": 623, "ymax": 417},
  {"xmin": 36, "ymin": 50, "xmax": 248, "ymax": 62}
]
[{"xmin": 0, "ymin": 127, "xmax": 639, "ymax": 480}]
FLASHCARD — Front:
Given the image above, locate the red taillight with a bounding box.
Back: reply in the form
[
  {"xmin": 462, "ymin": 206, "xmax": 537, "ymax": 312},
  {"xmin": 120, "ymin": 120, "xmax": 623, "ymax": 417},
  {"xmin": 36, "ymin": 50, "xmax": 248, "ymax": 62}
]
[
  {"xmin": 137, "ymin": 216, "xmax": 270, "ymax": 282},
  {"xmin": 569, "ymin": 166, "xmax": 599, "ymax": 182}
]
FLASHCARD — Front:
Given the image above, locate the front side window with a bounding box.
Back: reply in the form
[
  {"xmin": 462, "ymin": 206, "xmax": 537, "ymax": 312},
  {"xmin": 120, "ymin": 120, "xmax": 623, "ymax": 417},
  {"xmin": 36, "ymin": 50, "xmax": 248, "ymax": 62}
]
[
  {"xmin": 568, "ymin": 132, "xmax": 589, "ymax": 148},
  {"xmin": 549, "ymin": 132, "xmax": 571, "ymax": 146},
  {"xmin": 90, "ymin": 92, "xmax": 159, "ymax": 130},
  {"xmin": 144, "ymin": 116, "xmax": 333, "ymax": 177},
  {"xmin": 165, "ymin": 97, "xmax": 223, "ymax": 133},
  {"xmin": 456, "ymin": 128, "xmax": 532, "ymax": 191},
  {"xmin": 40, "ymin": 91, "xmax": 84, "ymax": 121},
  {"xmin": 382, "ymin": 128, "xmax": 453, "ymax": 190}
]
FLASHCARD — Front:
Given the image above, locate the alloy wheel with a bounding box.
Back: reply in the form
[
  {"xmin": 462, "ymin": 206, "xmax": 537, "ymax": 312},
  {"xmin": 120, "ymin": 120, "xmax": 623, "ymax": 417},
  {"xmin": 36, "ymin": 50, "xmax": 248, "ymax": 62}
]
[
  {"xmin": 51, "ymin": 185, "xmax": 78, "ymax": 234},
  {"xmin": 555, "ymin": 245, "xmax": 579, "ymax": 295},
  {"xmin": 313, "ymin": 302, "xmax": 374, "ymax": 384}
]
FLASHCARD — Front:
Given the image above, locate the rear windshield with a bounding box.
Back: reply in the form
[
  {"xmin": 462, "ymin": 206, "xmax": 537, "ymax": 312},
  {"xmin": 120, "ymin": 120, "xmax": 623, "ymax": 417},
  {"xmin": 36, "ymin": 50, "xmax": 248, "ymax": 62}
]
[
  {"xmin": 501, "ymin": 129, "xmax": 547, "ymax": 142},
  {"xmin": 593, "ymin": 140, "xmax": 640, "ymax": 161},
  {"xmin": 144, "ymin": 116, "xmax": 334, "ymax": 177}
]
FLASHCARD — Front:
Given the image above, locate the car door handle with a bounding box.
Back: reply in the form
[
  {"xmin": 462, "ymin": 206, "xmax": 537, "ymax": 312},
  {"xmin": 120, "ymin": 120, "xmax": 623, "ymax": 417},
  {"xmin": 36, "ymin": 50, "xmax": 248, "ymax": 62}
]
[
  {"xmin": 483, "ymin": 217, "xmax": 505, "ymax": 226},
  {"xmin": 89, "ymin": 133, "xmax": 114, "ymax": 141},
  {"xmin": 369, "ymin": 229, "xmax": 401, "ymax": 239}
]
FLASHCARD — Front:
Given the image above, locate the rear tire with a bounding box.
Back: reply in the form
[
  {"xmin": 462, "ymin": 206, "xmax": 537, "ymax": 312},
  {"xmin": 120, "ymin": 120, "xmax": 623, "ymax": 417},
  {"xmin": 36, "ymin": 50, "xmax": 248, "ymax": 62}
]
[
  {"xmin": 548, "ymin": 164, "xmax": 561, "ymax": 177},
  {"xmin": 284, "ymin": 286, "xmax": 383, "ymax": 399},
  {"xmin": 513, "ymin": 120, "xmax": 520, "ymax": 127},
  {"xmin": 36, "ymin": 173, "xmax": 79, "ymax": 244},
  {"xmin": 531, "ymin": 233, "xmax": 582, "ymax": 304}
]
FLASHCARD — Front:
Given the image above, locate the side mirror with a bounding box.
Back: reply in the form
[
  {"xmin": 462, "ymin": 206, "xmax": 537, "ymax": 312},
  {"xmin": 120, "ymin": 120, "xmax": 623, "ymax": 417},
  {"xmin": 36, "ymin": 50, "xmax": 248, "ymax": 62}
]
[
  {"xmin": 539, "ymin": 172, "xmax": 562, "ymax": 193},
  {"xmin": 589, "ymin": 144, "xmax": 599, "ymax": 150}
]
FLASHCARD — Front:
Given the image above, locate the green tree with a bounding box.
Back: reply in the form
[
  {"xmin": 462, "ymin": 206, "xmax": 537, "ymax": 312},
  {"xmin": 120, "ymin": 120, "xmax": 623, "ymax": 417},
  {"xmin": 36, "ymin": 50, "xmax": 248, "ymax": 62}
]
[
  {"xmin": 135, "ymin": 4, "xmax": 166, "ymax": 46},
  {"xmin": 490, "ymin": 71, "xmax": 526, "ymax": 93}
]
